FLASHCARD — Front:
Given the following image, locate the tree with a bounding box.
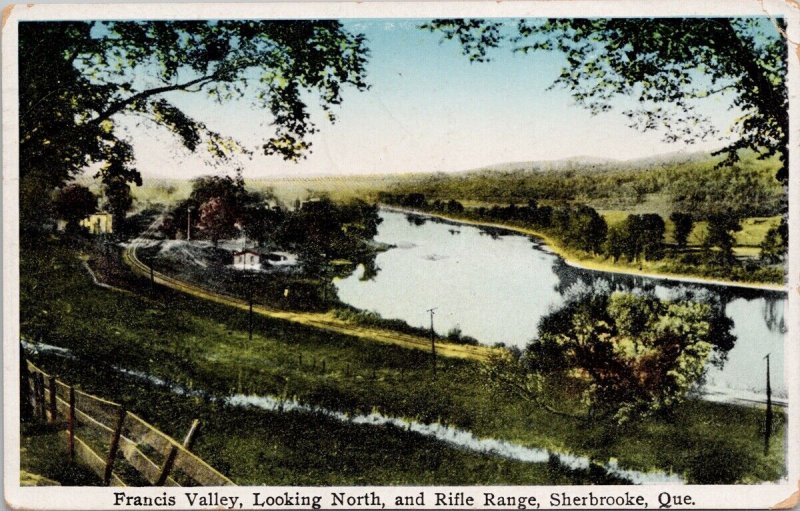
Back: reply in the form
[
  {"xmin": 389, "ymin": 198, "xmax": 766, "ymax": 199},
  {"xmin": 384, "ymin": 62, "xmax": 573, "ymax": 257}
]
[
  {"xmin": 19, "ymin": 21, "xmax": 369, "ymax": 233},
  {"xmin": 445, "ymin": 199, "xmax": 465, "ymax": 214},
  {"xmin": 241, "ymin": 205, "xmax": 284, "ymax": 247},
  {"xmin": 512, "ymin": 285, "xmax": 734, "ymax": 423},
  {"xmin": 705, "ymin": 214, "xmax": 742, "ymax": 266},
  {"xmin": 670, "ymin": 164, "xmax": 782, "ymax": 219},
  {"xmin": 636, "ymin": 214, "xmax": 666, "ymax": 260},
  {"xmin": 103, "ymin": 176, "xmax": 134, "ymax": 236},
  {"xmin": 197, "ymin": 197, "xmax": 237, "ymax": 247},
  {"xmin": 604, "ymin": 224, "xmax": 627, "ymax": 262},
  {"xmin": 669, "ymin": 212, "xmax": 694, "ymax": 249},
  {"xmin": 424, "ymin": 18, "xmax": 788, "ymax": 182},
  {"xmin": 52, "ymin": 184, "xmax": 97, "ymax": 231},
  {"xmin": 560, "ymin": 205, "xmax": 607, "ymax": 254},
  {"xmin": 760, "ymin": 221, "xmax": 787, "ymax": 264}
]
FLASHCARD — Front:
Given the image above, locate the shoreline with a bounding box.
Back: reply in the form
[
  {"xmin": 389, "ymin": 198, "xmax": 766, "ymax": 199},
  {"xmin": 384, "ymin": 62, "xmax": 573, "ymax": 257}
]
[{"xmin": 380, "ymin": 205, "xmax": 787, "ymax": 293}]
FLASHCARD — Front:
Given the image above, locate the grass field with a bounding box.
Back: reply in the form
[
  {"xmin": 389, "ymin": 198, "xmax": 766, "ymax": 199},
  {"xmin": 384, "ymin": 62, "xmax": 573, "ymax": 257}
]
[{"xmin": 19, "ymin": 239, "xmax": 787, "ymax": 484}]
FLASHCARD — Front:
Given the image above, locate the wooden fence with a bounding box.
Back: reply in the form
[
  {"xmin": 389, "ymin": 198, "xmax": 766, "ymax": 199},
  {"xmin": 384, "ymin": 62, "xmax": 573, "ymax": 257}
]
[{"xmin": 24, "ymin": 360, "xmax": 235, "ymax": 487}]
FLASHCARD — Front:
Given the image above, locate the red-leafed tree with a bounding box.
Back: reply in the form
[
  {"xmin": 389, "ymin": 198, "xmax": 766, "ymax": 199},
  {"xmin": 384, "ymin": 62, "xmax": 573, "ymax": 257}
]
[{"xmin": 197, "ymin": 197, "xmax": 237, "ymax": 246}]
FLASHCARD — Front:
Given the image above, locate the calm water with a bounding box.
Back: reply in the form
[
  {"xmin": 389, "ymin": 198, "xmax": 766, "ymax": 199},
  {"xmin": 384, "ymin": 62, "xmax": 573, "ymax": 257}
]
[{"xmin": 335, "ymin": 210, "xmax": 787, "ymax": 400}]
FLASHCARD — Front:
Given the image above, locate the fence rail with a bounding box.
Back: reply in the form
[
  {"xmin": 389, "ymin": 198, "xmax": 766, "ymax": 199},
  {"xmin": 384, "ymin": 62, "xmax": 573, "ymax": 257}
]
[{"xmin": 23, "ymin": 359, "xmax": 235, "ymax": 487}]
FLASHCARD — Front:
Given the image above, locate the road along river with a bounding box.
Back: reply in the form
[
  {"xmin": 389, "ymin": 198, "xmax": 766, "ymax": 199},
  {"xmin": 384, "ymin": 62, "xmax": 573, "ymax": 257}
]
[{"xmin": 335, "ymin": 210, "xmax": 787, "ymax": 406}]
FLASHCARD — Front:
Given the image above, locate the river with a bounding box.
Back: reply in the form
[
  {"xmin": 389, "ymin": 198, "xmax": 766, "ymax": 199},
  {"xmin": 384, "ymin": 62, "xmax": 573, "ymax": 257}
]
[{"xmin": 335, "ymin": 210, "xmax": 787, "ymax": 403}]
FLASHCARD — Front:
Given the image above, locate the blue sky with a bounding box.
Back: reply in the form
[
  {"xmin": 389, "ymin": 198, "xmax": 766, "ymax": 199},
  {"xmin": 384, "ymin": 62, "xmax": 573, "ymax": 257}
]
[{"xmin": 119, "ymin": 18, "xmax": 750, "ymax": 179}]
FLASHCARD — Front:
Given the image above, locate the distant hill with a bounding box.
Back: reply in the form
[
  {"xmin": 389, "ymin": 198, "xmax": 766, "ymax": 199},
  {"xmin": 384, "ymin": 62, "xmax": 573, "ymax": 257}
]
[
  {"xmin": 385, "ymin": 149, "xmax": 783, "ymax": 217},
  {"xmin": 465, "ymin": 150, "xmax": 714, "ymax": 175}
]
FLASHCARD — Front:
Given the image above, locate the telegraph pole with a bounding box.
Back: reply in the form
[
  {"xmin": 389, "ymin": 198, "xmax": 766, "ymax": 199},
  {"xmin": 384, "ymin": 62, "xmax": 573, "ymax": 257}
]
[
  {"xmin": 248, "ymin": 284, "xmax": 254, "ymax": 341},
  {"xmin": 426, "ymin": 307, "xmax": 437, "ymax": 379},
  {"xmin": 764, "ymin": 353, "xmax": 773, "ymax": 455}
]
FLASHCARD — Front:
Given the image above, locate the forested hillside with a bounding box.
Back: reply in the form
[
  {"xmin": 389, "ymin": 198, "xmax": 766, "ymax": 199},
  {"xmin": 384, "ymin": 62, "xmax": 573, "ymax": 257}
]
[{"xmin": 386, "ymin": 151, "xmax": 783, "ymax": 217}]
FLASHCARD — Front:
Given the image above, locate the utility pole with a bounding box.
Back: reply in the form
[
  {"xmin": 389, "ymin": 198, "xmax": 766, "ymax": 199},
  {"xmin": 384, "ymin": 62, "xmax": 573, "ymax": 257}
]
[
  {"xmin": 248, "ymin": 284, "xmax": 254, "ymax": 341},
  {"xmin": 426, "ymin": 307, "xmax": 437, "ymax": 379},
  {"xmin": 764, "ymin": 353, "xmax": 773, "ymax": 455}
]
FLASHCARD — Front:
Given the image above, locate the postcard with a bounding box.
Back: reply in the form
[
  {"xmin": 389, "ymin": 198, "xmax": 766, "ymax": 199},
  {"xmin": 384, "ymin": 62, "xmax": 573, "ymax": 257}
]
[{"xmin": 2, "ymin": 1, "xmax": 798, "ymax": 509}]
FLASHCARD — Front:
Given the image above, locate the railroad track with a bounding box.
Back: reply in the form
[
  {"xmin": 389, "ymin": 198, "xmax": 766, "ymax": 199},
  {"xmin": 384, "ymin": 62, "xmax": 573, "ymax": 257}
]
[{"xmin": 123, "ymin": 230, "xmax": 494, "ymax": 362}]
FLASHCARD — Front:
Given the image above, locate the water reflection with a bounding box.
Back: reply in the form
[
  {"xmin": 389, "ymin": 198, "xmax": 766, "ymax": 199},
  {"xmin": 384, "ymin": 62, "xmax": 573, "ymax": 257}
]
[{"xmin": 335, "ymin": 211, "xmax": 786, "ymax": 399}]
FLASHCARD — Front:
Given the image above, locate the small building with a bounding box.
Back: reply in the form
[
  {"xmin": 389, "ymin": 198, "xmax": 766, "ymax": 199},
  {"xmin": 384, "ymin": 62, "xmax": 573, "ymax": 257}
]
[
  {"xmin": 232, "ymin": 249, "xmax": 263, "ymax": 270},
  {"xmin": 80, "ymin": 213, "xmax": 113, "ymax": 234}
]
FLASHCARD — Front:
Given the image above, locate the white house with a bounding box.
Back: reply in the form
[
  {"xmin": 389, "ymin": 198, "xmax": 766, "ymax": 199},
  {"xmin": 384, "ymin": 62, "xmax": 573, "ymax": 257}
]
[{"xmin": 232, "ymin": 249, "xmax": 262, "ymax": 270}]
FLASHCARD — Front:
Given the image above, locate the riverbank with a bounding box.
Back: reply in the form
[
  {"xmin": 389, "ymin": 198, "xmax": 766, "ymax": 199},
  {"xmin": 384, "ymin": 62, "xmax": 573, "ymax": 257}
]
[
  {"xmin": 19, "ymin": 240, "xmax": 788, "ymax": 484},
  {"xmin": 381, "ymin": 205, "xmax": 786, "ymax": 292}
]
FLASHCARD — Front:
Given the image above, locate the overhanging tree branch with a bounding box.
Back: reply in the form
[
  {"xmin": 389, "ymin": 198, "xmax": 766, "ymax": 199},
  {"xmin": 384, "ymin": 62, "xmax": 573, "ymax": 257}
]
[{"xmin": 89, "ymin": 72, "xmax": 221, "ymax": 126}]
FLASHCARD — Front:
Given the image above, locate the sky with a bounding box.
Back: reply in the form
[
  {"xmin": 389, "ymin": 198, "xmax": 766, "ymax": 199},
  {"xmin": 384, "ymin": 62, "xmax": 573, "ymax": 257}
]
[{"xmin": 116, "ymin": 18, "xmax": 750, "ymax": 180}]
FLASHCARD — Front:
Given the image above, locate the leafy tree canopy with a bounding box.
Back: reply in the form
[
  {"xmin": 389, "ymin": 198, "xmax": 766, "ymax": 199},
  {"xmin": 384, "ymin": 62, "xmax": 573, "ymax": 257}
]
[
  {"xmin": 52, "ymin": 184, "xmax": 98, "ymax": 229},
  {"xmin": 20, "ymin": 20, "xmax": 370, "ymax": 210},
  {"xmin": 507, "ymin": 282, "xmax": 735, "ymax": 423},
  {"xmin": 424, "ymin": 18, "xmax": 788, "ymax": 182}
]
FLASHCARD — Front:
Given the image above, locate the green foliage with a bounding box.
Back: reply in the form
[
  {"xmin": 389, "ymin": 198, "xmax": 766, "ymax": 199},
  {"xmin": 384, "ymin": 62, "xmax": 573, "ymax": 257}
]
[
  {"xmin": 332, "ymin": 308, "xmax": 434, "ymax": 339},
  {"xmin": 103, "ymin": 176, "xmax": 133, "ymax": 235},
  {"xmin": 19, "ymin": 20, "xmax": 370, "ymax": 238},
  {"xmin": 51, "ymin": 184, "xmax": 97, "ymax": 230},
  {"xmin": 669, "ymin": 212, "xmax": 694, "ymax": 248},
  {"xmin": 276, "ymin": 197, "xmax": 383, "ymax": 264},
  {"xmin": 553, "ymin": 205, "xmax": 607, "ymax": 254},
  {"xmin": 604, "ymin": 214, "xmax": 666, "ymax": 262},
  {"xmin": 525, "ymin": 285, "xmax": 733, "ymax": 423},
  {"xmin": 385, "ymin": 152, "xmax": 783, "ymax": 219},
  {"xmin": 705, "ymin": 214, "xmax": 742, "ymax": 266},
  {"xmin": 670, "ymin": 164, "xmax": 782, "ymax": 218},
  {"xmin": 445, "ymin": 326, "xmax": 479, "ymax": 345},
  {"xmin": 760, "ymin": 223, "xmax": 786, "ymax": 264}
]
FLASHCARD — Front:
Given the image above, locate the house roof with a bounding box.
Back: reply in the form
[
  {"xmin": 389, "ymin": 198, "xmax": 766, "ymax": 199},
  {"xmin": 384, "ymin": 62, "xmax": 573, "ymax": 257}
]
[{"xmin": 232, "ymin": 249, "xmax": 263, "ymax": 256}]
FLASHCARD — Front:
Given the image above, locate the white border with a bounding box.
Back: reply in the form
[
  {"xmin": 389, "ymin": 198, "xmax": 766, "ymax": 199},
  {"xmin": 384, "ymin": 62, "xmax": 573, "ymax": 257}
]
[{"xmin": 3, "ymin": 1, "xmax": 799, "ymax": 509}]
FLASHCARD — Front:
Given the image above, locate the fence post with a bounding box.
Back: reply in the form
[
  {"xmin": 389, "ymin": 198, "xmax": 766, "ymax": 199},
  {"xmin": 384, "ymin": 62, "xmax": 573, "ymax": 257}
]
[
  {"xmin": 156, "ymin": 419, "xmax": 200, "ymax": 486},
  {"xmin": 20, "ymin": 353, "xmax": 32, "ymax": 422},
  {"xmin": 48, "ymin": 376, "xmax": 57, "ymax": 423},
  {"xmin": 67, "ymin": 386, "xmax": 75, "ymax": 462},
  {"xmin": 39, "ymin": 373, "xmax": 47, "ymax": 421},
  {"xmin": 34, "ymin": 373, "xmax": 46, "ymax": 421},
  {"xmin": 104, "ymin": 407, "xmax": 127, "ymax": 485},
  {"xmin": 31, "ymin": 372, "xmax": 39, "ymax": 418}
]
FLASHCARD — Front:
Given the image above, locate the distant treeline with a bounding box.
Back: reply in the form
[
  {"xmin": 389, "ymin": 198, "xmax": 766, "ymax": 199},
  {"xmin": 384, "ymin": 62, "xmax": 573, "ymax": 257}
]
[{"xmin": 386, "ymin": 152, "xmax": 783, "ymax": 218}]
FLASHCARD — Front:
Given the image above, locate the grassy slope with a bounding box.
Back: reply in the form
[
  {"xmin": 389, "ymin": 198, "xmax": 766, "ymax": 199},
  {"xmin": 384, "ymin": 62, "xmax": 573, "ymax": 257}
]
[
  {"xmin": 20, "ymin": 423, "xmax": 102, "ymax": 486},
  {"xmin": 126, "ymin": 243, "xmax": 491, "ymax": 362},
  {"xmin": 20, "ymin": 240, "xmax": 786, "ymax": 484}
]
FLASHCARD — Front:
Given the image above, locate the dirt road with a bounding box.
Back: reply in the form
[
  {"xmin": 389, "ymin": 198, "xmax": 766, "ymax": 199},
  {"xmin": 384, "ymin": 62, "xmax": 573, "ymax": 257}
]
[{"xmin": 123, "ymin": 234, "xmax": 495, "ymax": 362}]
